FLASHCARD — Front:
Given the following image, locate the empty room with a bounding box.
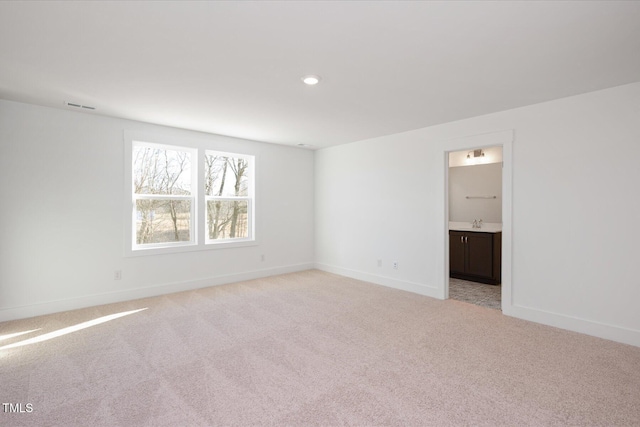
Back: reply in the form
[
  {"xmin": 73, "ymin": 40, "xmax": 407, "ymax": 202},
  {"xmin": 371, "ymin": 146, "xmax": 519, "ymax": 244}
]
[{"xmin": 1, "ymin": 1, "xmax": 640, "ymax": 425}]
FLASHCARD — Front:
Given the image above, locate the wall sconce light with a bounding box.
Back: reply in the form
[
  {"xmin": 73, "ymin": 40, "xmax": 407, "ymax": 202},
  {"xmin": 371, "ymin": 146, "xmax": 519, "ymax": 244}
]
[
  {"xmin": 466, "ymin": 149, "xmax": 486, "ymax": 164},
  {"xmin": 467, "ymin": 149, "xmax": 485, "ymax": 160}
]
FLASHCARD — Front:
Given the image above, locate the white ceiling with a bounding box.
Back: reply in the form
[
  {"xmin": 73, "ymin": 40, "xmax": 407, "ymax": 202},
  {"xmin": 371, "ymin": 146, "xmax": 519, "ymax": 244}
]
[{"xmin": 1, "ymin": 1, "xmax": 639, "ymax": 149}]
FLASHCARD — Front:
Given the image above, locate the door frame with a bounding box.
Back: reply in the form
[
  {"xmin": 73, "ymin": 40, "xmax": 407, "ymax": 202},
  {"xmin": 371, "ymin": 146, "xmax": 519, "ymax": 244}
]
[{"xmin": 443, "ymin": 130, "xmax": 513, "ymax": 312}]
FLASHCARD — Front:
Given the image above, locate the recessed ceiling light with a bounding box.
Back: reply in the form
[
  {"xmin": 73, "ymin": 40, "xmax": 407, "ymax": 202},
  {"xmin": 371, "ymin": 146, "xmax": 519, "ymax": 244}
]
[{"xmin": 301, "ymin": 75, "xmax": 321, "ymax": 85}]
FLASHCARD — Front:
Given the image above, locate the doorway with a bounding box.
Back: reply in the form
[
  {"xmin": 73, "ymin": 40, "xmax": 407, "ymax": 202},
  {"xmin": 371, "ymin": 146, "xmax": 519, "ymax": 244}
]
[
  {"xmin": 448, "ymin": 146, "xmax": 502, "ymax": 309},
  {"xmin": 443, "ymin": 131, "xmax": 513, "ymax": 313}
]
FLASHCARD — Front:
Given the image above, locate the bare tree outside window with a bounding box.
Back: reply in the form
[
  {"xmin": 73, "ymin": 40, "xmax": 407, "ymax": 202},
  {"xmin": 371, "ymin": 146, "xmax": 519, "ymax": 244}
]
[
  {"xmin": 205, "ymin": 153, "xmax": 251, "ymax": 241},
  {"xmin": 133, "ymin": 144, "xmax": 193, "ymax": 245}
]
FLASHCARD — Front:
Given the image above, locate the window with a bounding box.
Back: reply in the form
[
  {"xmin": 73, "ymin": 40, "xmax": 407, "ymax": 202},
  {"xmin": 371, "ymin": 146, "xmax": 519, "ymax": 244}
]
[
  {"xmin": 125, "ymin": 134, "xmax": 255, "ymax": 255},
  {"xmin": 205, "ymin": 152, "xmax": 253, "ymax": 243},
  {"xmin": 132, "ymin": 142, "xmax": 195, "ymax": 249}
]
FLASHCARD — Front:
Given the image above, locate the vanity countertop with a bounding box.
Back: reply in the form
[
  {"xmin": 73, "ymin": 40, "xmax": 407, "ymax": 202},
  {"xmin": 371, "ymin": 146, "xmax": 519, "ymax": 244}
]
[{"xmin": 449, "ymin": 221, "xmax": 502, "ymax": 233}]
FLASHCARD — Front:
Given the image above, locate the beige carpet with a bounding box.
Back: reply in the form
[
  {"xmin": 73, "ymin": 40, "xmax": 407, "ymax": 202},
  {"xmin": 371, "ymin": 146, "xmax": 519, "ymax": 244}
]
[{"xmin": 1, "ymin": 270, "xmax": 639, "ymax": 426}]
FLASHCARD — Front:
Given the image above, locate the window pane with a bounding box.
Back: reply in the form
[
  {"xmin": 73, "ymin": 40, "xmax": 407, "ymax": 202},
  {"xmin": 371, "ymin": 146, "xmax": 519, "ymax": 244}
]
[
  {"xmin": 205, "ymin": 154, "xmax": 249, "ymax": 197},
  {"xmin": 136, "ymin": 199, "xmax": 191, "ymax": 244},
  {"xmin": 207, "ymin": 200, "xmax": 249, "ymax": 240},
  {"xmin": 133, "ymin": 145, "xmax": 192, "ymax": 195}
]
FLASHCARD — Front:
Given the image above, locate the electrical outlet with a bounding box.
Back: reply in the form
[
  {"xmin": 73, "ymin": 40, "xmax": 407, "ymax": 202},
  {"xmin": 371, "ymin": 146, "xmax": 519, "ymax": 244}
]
[
  {"xmin": 114, "ymin": 270, "xmax": 122, "ymax": 280},
  {"xmin": 377, "ymin": 259, "xmax": 382, "ymax": 267},
  {"xmin": 261, "ymin": 254, "xmax": 265, "ymax": 262},
  {"xmin": 393, "ymin": 261, "xmax": 398, "ymax": 270}
]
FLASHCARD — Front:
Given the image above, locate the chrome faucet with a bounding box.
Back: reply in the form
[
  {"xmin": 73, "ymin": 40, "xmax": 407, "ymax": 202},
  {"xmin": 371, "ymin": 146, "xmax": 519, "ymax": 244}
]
[{"xmin": 472, "ymin": 219, "xmax": 483, "ymax": 229}]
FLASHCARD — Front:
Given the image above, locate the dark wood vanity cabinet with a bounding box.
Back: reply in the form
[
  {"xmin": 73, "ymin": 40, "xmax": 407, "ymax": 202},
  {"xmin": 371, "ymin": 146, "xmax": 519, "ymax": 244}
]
[{"xmin": 449, "ymin": 231, "xmax": 501, "ymax": 285}]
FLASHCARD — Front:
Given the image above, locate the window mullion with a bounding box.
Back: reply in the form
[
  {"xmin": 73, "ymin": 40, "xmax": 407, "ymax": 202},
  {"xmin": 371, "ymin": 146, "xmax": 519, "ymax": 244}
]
[{"xmin": 197, "ymin": 148, "xmax": 205, "ymax": 246}]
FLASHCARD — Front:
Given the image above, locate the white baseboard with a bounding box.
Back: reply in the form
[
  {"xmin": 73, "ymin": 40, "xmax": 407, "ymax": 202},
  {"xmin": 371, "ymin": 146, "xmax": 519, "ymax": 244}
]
[
  {"xmin": 0, "ymin": 263, "xmax": 314, "ymax": 322},
  {"xmin": 503, "ymin": 304, "xmax": 640, "ymax": 348},
  {"xmin": 315, "ymin": 262, "xmax": 440, "ymax": 299},
  {"xmin": 317, "ymin": 263, "xmax": 640, "ymax": 348}
]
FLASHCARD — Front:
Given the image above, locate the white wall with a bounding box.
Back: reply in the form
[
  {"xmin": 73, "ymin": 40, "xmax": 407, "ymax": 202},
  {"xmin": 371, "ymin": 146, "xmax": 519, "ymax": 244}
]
[
  {"xmin": 449, "ymin": 163, "xmax": 502, "ymax": 223},
  {"xmin": 0, "ymin": 100, "xmax": 315, "ymax": 321},
  {"xmin": 315, "ymin": 82, "xmax": 640, "ymax": 347}
]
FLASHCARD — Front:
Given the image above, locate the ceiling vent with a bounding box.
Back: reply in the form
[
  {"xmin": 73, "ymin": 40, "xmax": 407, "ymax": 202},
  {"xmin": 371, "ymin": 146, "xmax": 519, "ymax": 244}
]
[{"xmin": 64, "ymin": 101, "xmax": 96, "ymax": 110}]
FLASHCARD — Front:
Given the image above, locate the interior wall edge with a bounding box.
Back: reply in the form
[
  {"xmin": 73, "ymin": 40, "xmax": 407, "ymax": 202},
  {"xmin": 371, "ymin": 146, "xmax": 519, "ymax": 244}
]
[{"xmin": 0, "ymin": 262, "xmax": 314, "ymax": 323}]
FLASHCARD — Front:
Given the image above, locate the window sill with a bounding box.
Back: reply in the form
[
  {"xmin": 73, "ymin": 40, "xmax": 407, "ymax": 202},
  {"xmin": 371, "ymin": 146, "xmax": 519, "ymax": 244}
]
[{"xmin": 125, "ymin": 239, "xmax": 258, "ymax": 257}]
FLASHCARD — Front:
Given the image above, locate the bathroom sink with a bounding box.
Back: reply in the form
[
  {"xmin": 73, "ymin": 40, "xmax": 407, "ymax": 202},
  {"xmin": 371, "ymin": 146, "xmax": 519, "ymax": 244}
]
[
  {"xmin": 448, "ymin": 222, "xmax": 502, "ymax": 233},
  {"xmin": 449, "ymin": 225, "xmax": 502, "ymax": 233}
]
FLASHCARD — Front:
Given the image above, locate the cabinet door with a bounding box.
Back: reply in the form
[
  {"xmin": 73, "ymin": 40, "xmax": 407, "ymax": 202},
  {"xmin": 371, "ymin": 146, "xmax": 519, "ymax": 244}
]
[
  {"xmin": 465, "ymin": 233, "xmax": 494, "ymax": 278},
  {"xmin": 449, "ymin": 231, "xmax": 466, "ymax": 274}
]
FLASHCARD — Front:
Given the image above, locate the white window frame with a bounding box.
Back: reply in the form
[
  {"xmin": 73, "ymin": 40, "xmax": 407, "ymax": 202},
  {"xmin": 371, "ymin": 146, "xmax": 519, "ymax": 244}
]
[
  {"xmin": 205, "ymin": 150, "xmax": 255, "ymax": 246},
  {"xmin": 124, "ymin": 131, "xmax": 256, "ymax": 257},
  {"xmin": 130, "ymin": 141, "xmax": 197, "ymax": 252}
]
